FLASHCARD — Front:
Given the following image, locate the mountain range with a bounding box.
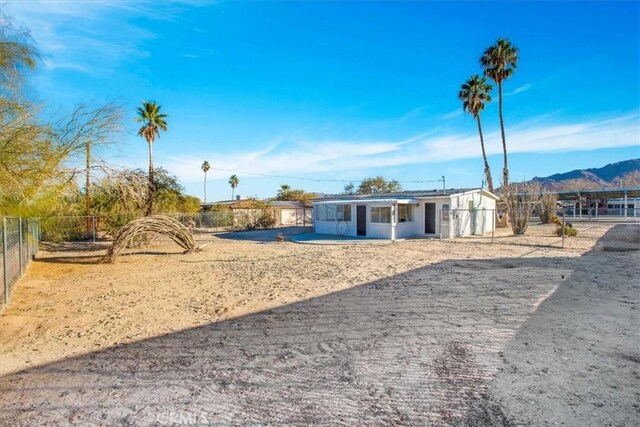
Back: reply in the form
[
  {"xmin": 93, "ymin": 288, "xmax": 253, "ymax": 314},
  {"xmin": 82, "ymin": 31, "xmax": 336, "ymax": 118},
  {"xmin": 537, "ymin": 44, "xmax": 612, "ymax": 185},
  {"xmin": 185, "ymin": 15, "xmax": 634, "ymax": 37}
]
[{"xmin": 531, "ymin": 158, "xmax": 640, "ymax": 190}]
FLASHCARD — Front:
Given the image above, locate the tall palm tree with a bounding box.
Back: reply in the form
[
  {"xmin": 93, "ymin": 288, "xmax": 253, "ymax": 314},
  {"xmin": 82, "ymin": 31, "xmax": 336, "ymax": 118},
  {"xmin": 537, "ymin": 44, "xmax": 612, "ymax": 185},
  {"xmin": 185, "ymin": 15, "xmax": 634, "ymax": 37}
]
[
  {"xmin": 459, "ymin": 74, "xmax": 494, "ymax": 192},
  {"xmin": 229, "ymin": 174, "xmax": 239, "ymax": 200},
  {"xmin": 480, "ymin": 38, "xmax": 518, "ymax": 187},
  {"xmin": 135, "ymin": 101, "xmax": 168, "ymax": 215},
  {"xmin": 201, "ymin": 161, "xmax": 210, "ymax": 203},
  {"xmin": 277, "ymin": 184, "xmax": 291, "ymax": 200}
]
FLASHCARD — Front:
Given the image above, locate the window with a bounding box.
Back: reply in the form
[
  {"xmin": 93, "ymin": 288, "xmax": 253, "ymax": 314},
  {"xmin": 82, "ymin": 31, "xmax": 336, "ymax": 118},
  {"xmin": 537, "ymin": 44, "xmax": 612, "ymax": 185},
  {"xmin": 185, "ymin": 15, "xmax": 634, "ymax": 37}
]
[
  {"xmin": 398, "ymin": 204, "xmax": 414, "ymax": 222},
  {"xmin": 316, "ymin": 204, "xmax": 350, "ymax": 221},
  {"xmin": 371, "ymin": 207, "xmax": 391, "ymax": 223},
  {"xmin": 326, "ymin": 204, "xmax": 336, "ymax": 221},
  {"xmin": 336, "ymin": 205, "xmax": 351, "ymax": 221},
  {"xmin": 441, "ymin": 204, "xmax": 450, "ymax": 222}
]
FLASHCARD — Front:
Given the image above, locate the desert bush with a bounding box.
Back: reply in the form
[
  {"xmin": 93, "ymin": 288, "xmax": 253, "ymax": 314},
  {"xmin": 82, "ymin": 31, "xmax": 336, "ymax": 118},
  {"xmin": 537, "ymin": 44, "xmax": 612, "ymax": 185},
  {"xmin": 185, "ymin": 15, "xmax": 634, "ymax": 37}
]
[
  {"xmin": 231, "ymin": 199, "xmax": 276, "ymax": 230},
  {"xmin": 538, "ymin": 192, "xmax": 558, "ymax": 224},
  {"xmin": 555, "ymin": 223, "xmax": 577, "ymax": 237},
  {"xmin": 256, "ymin": 210, "xmax": 276, "ymax": 229},
  {"xmin": 501, "ymin": 181, "xmax": 541, "ymax": 235}
]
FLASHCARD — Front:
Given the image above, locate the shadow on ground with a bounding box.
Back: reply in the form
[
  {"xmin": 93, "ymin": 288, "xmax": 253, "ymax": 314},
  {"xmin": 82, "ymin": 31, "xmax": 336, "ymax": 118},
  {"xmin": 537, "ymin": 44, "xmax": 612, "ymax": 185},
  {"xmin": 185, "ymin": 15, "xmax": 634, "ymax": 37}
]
[
  {"xmin": 1, "ymin": 226, "xmax": 638, "ymax": 426},
  {"xmin": 214, "ymin": 226, "xmax": 313, "ymax": 243}
]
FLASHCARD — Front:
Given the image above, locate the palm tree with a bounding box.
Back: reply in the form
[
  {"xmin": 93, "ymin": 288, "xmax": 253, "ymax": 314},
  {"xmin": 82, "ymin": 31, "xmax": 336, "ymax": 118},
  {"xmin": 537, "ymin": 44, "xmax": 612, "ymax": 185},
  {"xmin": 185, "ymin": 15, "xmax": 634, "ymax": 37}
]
[
  {"xmin": 277, "ymin": 184, "xmax": 291, "ymax": 200},
  {"xmin": 229, "ymin": 174, "xmax": 239, "ymax": 200},
  {"xmin": 201, "ymin": 161, "xmax": 210, "ymax": 203},
  {"xmin": 459, "ymin": 74, "xmax": 494, "ymax": 192},
  {"xmin": 135, "ymin": 101, "xmax": 168, "ymax": 215},
  {"xmin": 480, "ymin": 38, "xmax": 518, "ymax": 187}
]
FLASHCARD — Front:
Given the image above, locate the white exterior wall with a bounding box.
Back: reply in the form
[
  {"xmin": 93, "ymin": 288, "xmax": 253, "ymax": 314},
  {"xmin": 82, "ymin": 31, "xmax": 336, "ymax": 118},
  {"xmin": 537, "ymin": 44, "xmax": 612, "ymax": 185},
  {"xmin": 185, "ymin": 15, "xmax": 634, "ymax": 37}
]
[
  {"xmin": 313, "ymin": 190, "xmax": 497, "ymax": 240},
  {"xmin": 415, "ymin": 198, "xmax": 450, "ymax": 237},
  {"xmin": 314, "ymin": 203, "xmax": 357, "ymax": 236},
  {"xmin": 448, "ymin": 191, "xmax": 496, "ymax": 238}
]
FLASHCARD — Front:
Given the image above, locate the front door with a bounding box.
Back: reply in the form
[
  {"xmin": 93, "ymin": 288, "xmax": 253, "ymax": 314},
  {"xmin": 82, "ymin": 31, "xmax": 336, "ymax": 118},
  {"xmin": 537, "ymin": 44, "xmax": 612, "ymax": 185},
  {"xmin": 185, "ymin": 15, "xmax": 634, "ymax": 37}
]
[
  {"xmin": 357, "ymin": 205, "xmax": 367, "ymax": 236},
  {"xmin": 424, "ymin": 203, "xmax": 436, "ymax": 234}
]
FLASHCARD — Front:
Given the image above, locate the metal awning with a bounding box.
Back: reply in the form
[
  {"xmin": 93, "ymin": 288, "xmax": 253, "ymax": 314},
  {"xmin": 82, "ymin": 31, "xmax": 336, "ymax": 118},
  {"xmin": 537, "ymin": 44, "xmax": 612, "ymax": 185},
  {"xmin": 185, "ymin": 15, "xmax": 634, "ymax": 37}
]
[
  {"xmin": 314, "ymin": 198, "xmax": 418, "ymax": 205},
  {"xmin": 551, "ymin": 187, "xmax": 640, "ymax": 200}
]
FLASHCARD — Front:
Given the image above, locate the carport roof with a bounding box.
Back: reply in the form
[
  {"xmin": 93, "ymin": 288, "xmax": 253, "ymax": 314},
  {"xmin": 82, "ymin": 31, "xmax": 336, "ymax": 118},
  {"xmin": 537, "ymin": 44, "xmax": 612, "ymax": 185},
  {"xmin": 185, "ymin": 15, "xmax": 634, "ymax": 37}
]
[{"xmin": 535, "ymin": 187, "xmax": 640, "ymax": 200}]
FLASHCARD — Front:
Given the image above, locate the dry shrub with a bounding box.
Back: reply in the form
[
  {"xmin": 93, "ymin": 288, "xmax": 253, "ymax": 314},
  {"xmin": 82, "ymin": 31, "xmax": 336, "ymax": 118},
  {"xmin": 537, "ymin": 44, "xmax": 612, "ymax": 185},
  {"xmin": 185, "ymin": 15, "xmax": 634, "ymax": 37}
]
[
  {"xmin": 501, "ymin": 181, "xmax": 541, "ymax": 235},
  {"xmin": 101, "ymin": 215, "xmax": 196, "ymax": 263},
  {"xmin": 538, "ymin": 192, "xmax": 558, "ymax": 224}
]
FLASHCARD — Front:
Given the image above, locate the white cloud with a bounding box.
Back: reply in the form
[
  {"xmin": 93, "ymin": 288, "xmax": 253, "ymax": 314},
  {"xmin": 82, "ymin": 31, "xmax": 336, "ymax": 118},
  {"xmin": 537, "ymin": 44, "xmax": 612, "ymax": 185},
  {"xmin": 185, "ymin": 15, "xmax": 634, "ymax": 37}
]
[
  {"xmin": 505, "ymin": 83, "xmax": 532, "ymax": 96},
  {"xmin": 3, "ymin": 0, "xmax": 211, "ymax": 75},
  {"xmin": 159, "ymin": 111, "xmax": 640, "ymax": 184},
  {"xmin": 440, "ymin": 109, "xmax": 463, "ymax": 120}
]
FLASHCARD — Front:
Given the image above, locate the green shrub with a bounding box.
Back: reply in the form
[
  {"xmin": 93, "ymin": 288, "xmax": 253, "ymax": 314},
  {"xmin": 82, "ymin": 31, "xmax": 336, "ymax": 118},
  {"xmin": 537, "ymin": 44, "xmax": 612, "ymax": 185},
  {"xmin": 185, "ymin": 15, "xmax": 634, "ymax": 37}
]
[{"xmin": 555, "ymin": 223, "xmax": 577, "ymax": 237}]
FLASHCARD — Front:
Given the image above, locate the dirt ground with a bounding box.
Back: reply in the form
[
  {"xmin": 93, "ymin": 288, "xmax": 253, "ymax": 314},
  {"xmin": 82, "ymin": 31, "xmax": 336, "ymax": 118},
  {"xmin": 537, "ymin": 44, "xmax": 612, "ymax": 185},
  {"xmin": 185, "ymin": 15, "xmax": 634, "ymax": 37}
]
[{"xmin": 0, "ymin": 223, "xmax": 638, "ymax": 426}]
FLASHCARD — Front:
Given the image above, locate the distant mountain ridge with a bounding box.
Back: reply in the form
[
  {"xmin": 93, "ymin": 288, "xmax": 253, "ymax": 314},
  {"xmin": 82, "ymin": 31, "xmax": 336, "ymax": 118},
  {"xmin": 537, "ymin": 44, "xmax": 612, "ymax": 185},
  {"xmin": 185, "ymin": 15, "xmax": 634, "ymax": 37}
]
[{"xmin": 531, "ymin": 159, "xmax": 640, "ymax": 190}]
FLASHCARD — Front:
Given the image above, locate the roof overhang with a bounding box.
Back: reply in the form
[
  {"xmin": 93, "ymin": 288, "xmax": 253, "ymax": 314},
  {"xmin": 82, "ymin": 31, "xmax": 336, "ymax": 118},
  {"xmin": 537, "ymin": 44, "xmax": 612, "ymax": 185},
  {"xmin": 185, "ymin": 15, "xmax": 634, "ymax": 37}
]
[{"xmin": 314, "ymin": 198, "xmax": 418, "ymax": 205}]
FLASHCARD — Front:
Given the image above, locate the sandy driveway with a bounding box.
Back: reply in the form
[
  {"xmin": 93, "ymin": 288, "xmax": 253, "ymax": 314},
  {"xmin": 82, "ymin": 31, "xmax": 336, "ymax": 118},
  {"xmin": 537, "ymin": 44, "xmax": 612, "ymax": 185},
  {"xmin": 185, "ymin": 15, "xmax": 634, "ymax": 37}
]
[{"xmin": 0, "ymin": 223, "xmax": 637, "ymax": 425}]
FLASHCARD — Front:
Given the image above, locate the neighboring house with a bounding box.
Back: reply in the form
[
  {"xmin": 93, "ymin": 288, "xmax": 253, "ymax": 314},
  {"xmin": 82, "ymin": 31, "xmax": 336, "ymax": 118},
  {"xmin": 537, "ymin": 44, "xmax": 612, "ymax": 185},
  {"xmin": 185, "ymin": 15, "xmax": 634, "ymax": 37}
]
[
  {"xmin": 269, "ymin": 201, "xmax": 313, "ymax": 226},
  {"xmin": 203, "ymin": 199, "xmax": 313, "ymax": 227},
  {"xmin": 313, "ymin": 188, "xmax": 498, "ymax": 240}
]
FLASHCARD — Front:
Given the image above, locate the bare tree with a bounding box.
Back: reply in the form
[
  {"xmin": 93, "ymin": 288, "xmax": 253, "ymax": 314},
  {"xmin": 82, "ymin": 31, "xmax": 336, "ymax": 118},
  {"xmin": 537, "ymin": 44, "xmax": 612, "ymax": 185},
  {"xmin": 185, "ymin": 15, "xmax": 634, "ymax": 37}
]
[
  {"xmin": 501, "ymin": 181, "xmax": 541, "ymax": 235},
  {"xmin": 538, "ymin": 191, "xmax": 558, "ymax": 224}
]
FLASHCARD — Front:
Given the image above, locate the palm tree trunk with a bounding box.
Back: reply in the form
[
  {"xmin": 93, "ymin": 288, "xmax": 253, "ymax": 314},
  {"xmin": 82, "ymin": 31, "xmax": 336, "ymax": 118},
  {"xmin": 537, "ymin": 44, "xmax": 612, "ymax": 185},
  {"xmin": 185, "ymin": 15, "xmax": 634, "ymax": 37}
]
[
  {"xmin": 231, "ymin": 187, "xmax": 235, "ymax": 200},
  {"xmin": 498, "ymin": 82, "xmax": 509, "ymax": 187},
  {"xmin": 476, "ymin": 116, "xmax": 494, "ymax": 193},
  {"xmin": 146, "ymin": 140, "xmax": 154, "ymax": 216},
  {"xmin": 204, "ymin": 172, "xmax": 207, "ymax": 204}
]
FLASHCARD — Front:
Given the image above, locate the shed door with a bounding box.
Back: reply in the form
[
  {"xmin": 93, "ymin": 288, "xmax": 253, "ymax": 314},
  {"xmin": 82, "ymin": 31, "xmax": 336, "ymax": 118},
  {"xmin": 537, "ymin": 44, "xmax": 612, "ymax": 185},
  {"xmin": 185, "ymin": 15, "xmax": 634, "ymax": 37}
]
[
  {"xmin": 424, "ymin": 203, "xmax": 436, "ymax": 234},
  {"xmin": 357, "ymin": 205, "xmax": 367, "ymax": 236}
]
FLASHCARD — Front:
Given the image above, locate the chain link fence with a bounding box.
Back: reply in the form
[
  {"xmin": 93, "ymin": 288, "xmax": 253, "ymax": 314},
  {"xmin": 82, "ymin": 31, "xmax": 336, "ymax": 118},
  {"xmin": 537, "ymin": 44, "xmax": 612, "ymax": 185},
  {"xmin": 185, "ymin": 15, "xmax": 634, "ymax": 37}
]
[
  {"xmin": 38, "ymin": 211, "xmax": 313, "ymax": 243},
  {"xmin": 1, "ymin": 217, "xmax": 40, "ymax": 309},
  {"xmin": 437, "ymin": 206, "xmax": 639, "ymax": 249}
]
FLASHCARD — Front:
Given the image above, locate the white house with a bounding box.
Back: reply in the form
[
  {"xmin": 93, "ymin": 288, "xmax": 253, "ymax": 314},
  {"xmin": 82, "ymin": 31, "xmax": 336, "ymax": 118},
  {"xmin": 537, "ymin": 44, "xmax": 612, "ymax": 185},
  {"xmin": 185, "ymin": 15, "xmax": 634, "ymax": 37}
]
[{"xmin": 313, "ymin": 188, "xmax": 499, "ymax": 240}]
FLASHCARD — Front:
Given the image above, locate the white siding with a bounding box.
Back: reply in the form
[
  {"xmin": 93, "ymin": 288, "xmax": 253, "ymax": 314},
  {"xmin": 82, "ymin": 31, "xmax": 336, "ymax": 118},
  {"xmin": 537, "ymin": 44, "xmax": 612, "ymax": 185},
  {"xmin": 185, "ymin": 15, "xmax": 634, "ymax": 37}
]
[
  {"xmin": 312, "ymin": 190, "xmax": 497, "ymax": 240},
  {"xmin": 449, "ymin": 191, "xmax": 497, "ymax": 237}
]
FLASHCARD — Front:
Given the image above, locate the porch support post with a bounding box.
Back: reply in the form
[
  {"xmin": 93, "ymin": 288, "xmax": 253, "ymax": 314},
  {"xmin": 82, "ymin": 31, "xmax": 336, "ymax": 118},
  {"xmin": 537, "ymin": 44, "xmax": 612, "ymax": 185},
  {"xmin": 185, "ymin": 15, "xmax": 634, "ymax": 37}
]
[
  {"xmin": 624, "ymin": 191, "xmax": 628, "ymax": 218},
  {"xmin": 391, "ymin": 203, "xmax": 397, "ymax": 241},
  {"xmin": 578, "ymin": 192, "xmax": 582, "ymax": 220}
]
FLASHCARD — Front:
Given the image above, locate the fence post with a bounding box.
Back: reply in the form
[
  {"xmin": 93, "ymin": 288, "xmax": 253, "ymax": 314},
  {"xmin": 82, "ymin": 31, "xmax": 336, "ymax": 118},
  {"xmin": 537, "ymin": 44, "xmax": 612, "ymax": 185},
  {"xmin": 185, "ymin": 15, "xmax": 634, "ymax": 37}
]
[
  {"xmin": 3, "ymin": 218, "xmax": 8, "ymax": 305},
  {"xmin": 92, "ymin": 216, "xmax": 97, "ymax": 243},
  {"xmin": 491, "ymin": 209, "xmax": 495, "ymax": 244},
  {"xmin": 562, "ymin": 211, "xmax": 566, "ymax": 249},
  {"xmin": 18, "ymin": 218, "xmax": 24, "ymax": 277}
]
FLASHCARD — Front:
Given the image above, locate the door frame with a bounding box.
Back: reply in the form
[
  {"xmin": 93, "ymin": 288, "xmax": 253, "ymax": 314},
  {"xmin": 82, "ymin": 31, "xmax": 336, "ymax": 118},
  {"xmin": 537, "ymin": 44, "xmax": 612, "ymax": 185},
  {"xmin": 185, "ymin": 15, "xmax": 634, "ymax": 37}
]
[
  {"xmin": 356, "ymin": 205, "xmax": 367, "ymax": 236},
  {"xmin": 424, "ymin": 202, "xmax": 437, "ymax": 234}
]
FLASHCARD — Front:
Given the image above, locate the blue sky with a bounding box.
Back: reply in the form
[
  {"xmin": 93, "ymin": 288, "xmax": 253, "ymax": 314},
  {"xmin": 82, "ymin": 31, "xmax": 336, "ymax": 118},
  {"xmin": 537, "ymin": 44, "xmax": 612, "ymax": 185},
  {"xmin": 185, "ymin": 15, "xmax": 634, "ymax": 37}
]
[{"xmin": 6, "ymin": 0, "xmax": 640, "ymax": 201}]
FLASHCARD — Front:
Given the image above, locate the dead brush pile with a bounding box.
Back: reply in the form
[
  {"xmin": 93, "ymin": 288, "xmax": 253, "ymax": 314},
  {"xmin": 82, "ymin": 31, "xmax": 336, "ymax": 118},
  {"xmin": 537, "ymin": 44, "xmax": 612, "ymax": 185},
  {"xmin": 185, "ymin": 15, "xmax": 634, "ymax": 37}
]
[{"xmin": 101, "ymin": 215, "xmax": 197, "ymax": 263}]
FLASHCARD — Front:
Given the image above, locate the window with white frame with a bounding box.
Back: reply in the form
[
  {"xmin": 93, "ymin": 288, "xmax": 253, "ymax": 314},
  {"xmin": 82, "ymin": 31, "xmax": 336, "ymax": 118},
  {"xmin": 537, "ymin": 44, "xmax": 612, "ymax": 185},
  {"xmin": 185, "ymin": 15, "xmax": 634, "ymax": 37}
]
[
  {"xmin": 398, "ymin": 204, "xmax": 414, "ymax": 222},
  {"xmin": 371, "ymin": 206, "xmax": 391, "ymax": 223},
  {"xmin": 316, "ymin": 204, "xmax": 351, "ymax": 221},
  {"xmin": 336, "ymin": 205, "xmax": 351, "ymax": 221}
]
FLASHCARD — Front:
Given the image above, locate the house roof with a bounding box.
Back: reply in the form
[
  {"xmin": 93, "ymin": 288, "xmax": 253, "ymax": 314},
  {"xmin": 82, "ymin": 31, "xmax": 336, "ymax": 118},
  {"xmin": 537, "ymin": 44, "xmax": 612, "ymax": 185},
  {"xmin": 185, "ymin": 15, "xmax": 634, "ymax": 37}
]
[
  {"xmin": 269, "ymin": 201, "xmax": 312, "ymax": 209},
  {"xmin": 313, "ymin": 188, "xmax": 498, "ymax": 203}
]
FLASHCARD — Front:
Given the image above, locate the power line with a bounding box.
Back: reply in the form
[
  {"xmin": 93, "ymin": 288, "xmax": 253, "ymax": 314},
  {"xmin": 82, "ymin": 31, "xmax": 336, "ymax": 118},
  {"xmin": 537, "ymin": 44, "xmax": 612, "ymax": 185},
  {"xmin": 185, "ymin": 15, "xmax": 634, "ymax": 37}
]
[{"xmin": 208, "ymin": 166, "xmax": 445, "ymax": 185}]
